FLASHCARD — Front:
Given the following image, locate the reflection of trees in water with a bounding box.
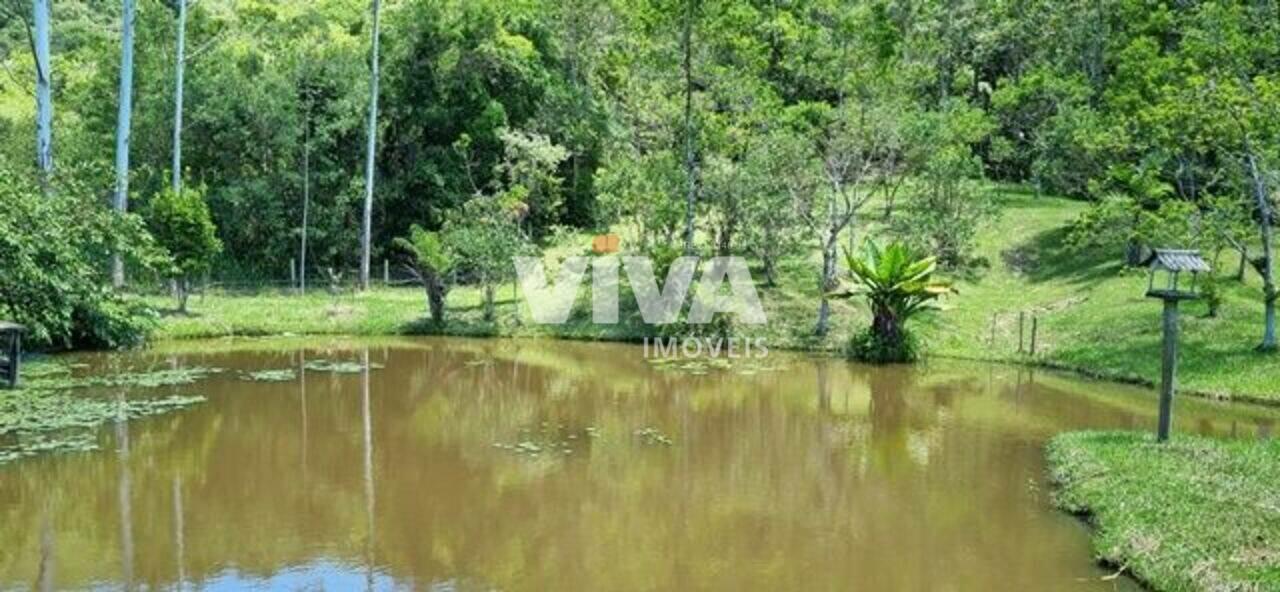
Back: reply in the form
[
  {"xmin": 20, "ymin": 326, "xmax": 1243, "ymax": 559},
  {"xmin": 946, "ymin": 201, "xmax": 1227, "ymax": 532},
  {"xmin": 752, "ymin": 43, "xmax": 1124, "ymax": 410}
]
[
  {"xmin": 362, "ymin": 348, "xmax": 376, "ymax": 592},
  {"xmin": 868, "ymin": 366, "xmax": 912, "ymax": 474},
  {"xmin": 7, "ymin": 343, "xmax": 1279, "ymax": 591}
]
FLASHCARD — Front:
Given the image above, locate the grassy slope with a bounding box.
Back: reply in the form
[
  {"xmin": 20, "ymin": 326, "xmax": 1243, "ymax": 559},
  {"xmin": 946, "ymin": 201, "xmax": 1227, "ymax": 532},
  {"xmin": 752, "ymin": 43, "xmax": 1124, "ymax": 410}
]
[
  {"xmin": 150, "ymin": 185, "xmax": 1280, "ymax": 402},
  {"xmin": 927, "ymin": 187, "xmax": 1280, "ymax": 404},
  {"xmin": 1048, "ymin": 432, "xmax": 1280, "ymax": 592}
]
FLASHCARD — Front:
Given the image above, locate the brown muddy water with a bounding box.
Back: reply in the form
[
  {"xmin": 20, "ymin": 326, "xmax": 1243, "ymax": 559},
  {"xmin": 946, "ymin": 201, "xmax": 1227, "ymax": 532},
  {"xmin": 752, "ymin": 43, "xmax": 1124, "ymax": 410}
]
[{"xmin": 2, "ymin": 337, "xmax": 1277, "ymax": 591}]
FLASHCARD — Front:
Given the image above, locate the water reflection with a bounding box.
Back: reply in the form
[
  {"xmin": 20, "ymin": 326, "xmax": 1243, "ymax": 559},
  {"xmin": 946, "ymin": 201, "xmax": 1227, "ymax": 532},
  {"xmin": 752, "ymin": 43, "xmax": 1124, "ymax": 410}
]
[{"xmin": 1, "ymin": 337, "xmax": 1276, "ymax": 591}]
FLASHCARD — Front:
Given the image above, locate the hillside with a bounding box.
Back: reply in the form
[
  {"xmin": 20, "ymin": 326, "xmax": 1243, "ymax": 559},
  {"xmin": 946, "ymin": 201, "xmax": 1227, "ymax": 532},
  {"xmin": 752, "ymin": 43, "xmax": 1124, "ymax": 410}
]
[{"xmin": 152, "ymin": 186, "xmax": 1280, "ymax": 404}]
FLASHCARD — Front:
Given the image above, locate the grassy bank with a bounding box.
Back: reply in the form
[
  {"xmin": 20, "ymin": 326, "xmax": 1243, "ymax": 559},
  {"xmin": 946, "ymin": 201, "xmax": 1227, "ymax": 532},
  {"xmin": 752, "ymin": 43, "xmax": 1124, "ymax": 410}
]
[
  {"xmin": 1048, "ymin": 432, "xmax": 1280, "ymax": 591},
  {"xmin": 146, "ymin": 187, "xmax": 1280, "ymax": 403}
]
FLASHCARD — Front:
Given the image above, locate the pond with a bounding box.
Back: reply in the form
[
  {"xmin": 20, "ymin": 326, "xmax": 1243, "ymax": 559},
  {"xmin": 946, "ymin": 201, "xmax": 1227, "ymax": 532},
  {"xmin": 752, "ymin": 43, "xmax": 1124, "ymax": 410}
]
[{"xmin": 1, "ymin": 337, "xmax": 1277, "ymax": 591}]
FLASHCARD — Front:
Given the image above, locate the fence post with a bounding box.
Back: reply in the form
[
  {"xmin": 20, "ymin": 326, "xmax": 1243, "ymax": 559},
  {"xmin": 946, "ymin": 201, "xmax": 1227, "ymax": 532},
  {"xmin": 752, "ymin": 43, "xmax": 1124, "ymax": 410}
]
[
  {"xmin": 1018, "ymin": 311, "xmax": 1025, "ymax": 354},
  {"xmin": 290, "ymin": 258, "xmax": 297, "ymax": 291},
  {"xmin": 383, "ymin": 259, "xmax": 390, "ymax": 286}
]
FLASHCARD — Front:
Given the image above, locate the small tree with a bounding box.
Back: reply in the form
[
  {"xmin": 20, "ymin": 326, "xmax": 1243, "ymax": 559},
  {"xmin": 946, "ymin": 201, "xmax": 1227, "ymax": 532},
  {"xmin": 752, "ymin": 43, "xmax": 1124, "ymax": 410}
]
[
  {"xmin": 147, "ymin": 186, "xmax": 221, "ymax": 313},
  {"xmin": 394, "ymin": 225, "xmax": 454, "ymax": 325},
  {"xmin": 894, "ymin": 101, "xmax": 996, "ymax": 268},
  {"xmin": 447, "ymin": 197, "xmax": 527, "ymax": 322},
  {"xmin": 833, "ymin": 240, "xmax": 953, "ymax": 363},
  {"xmin": 494, "ymin": 129, "xmax": 570, "ymax": 237}
]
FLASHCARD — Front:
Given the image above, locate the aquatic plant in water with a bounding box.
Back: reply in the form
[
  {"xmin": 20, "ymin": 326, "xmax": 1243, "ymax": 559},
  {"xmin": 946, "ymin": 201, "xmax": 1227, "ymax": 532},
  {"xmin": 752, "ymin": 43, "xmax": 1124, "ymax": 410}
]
[
  {"xmin": 0, "ymin": 389, "xmax": 206, "ymax": 464},
  {"xmin": 303, "ymin": 360, "xmax": 384, "ymax": 373},
  {"xmin": 27, "ymin": 364, "xmax": 223, "ymax": 390},
  {"xmin": 634, "ymin": 427, "xmax": 674, "ymax": 446},
  {"xmin": 241, "ymin": 369, "xmax": 297, "ymax": 382},
  {"xmin": 493, "ymin": 422, "xmax": 600, "ymax": 458}
]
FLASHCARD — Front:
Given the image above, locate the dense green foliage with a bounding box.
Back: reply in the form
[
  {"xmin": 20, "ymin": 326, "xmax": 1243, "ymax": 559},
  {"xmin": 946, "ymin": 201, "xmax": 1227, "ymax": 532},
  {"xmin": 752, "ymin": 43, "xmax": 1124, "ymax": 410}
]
[
  {"xmin": 147, "ymin": 185, "xmax": 223, "ymax": 311},
  {"xmin": 0, "ymin": 167, "xmax": 160, "ymax": 348},
  {"xmin": 1049, "ymin": 432, "xmax": 1280, "ymax": 591},
  {"xmin": 0, "ymin": 0, "xmax": 1277, "ymax": 355}
]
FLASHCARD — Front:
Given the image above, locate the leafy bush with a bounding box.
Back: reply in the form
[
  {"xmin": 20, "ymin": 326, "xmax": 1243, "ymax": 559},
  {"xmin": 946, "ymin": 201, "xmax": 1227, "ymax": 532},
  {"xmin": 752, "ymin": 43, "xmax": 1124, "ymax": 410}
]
[
  {"xmin": 847, "ymin": 327, "xmax": 919, "ymax": 364},
  {"xmin": 0, "ymin": 167, "xmax": 162, "ymax": 349},
  {"xmin": 394, "ymin": 225, "xmax": 455, "ymax": 324},
  {"xmin": 147, "ymin": 185, "xmax": 223, "ymax": 312}
]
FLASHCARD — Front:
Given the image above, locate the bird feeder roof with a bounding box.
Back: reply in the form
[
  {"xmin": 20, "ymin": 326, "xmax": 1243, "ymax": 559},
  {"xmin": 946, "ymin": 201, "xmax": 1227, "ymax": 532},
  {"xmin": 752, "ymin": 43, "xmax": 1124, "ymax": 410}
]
[
  {"xmin": 0, "ymin": 322, "xmax": 24, "ymax": 333},
  {"xmin": 1143, "ymin": 249, "xmax": 1211, "ymax": 273}
]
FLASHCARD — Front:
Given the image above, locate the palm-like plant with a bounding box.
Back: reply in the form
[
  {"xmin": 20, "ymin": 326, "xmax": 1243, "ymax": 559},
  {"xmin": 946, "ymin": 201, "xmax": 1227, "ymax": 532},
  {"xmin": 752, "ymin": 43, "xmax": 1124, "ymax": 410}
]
[
  {"xmin": 833, "ymin": 240, "xmax": 953, "ymax": 361},
  {"xmin": 394, "ymin": 225, "xmax": 455, "ymax": 324}
]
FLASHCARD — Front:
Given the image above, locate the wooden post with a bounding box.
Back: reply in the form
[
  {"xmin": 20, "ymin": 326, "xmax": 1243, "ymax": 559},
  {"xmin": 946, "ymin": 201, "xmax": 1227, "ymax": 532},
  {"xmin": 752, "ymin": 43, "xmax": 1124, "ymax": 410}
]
[
  {"xmin": 290, "ymin": 258, "xmax": 297, "ymax": 290},
  {"xmin": 1157, "ymin": 299, "xmax": 1179, "ymax": 442},
  {"xmin": 1018, "ymin": 311, "xmax": 1025, "ymax": 354},
  {"xmin": 1030, "ymin": 315, "xmax": 1039, "ymax": 356},
  {"xmin": 5, "ymin": 330, "xmax": 20, "ymax": 389},
  {"xmin": 383, "ymin": 259, "xmax": 390, "ymax": 286}
]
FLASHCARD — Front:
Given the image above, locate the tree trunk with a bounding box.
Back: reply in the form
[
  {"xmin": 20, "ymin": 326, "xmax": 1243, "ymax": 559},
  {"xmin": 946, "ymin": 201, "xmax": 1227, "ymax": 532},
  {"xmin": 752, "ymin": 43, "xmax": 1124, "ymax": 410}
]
[
  {"xmin": 1237, "ymin": 246, "xmax": 1249, "ymax": 282},
  {"xmin": 1124, "ymin": 240, "xmax": 1145, "ymax": 267},
  {"xmin": 360, "ymin": 0, "xmax": 383, "ymax": 291},
  {"xmin": 300, "ymin": 109, "xmax": 310, "ymax": 296},
  {"xmin": 763, "ymin": 255, "xmax": 777, "ymax": 288},
  {"xmin": 716, "ymin": 212, "xmax": 735, "ymax": 256},
  {"xmin": 176, "ymin": 277, "xmax": 189, "ymax": 313},
  {"xmin": 483, "ymin": 283, "xmax": 495, "ymax": 322},
  {"xmin": 680, "ymin": 0, "xmax": 697, "ymax": 256},
  {"xmin": 33, "ymin": 0, "xmax": 52, "ymax": 191},
  {"xmin": 171, "ymin": 0, "xmax": 186, "ymax": 193},
  {"xmin": 814, "ymin": 230, "xmax": 838, "ymax": 337},
  {"xmin": 872, "ymin": 308, "xmax": 902, "ymax": 348},
  {"xmin": 1247, "ymin": 153, "xmax": 1277, "ymax": 351},
  {"xmin": 112, "ymin": 0, "xmax": 137, "ymax": 289},
  {"xmin": 426, "ymin": 274, "xmax": 446, "ymax": 325}
]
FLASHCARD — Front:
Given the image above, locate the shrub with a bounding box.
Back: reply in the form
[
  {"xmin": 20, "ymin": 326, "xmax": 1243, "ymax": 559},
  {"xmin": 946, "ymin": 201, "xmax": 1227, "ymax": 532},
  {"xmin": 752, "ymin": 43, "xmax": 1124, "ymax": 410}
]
[
  {"xmin": 147, "ymin": 186, "xmax": 223, "ymax": 313},
  {"xmin": 0, "ymin": 167, "xmax": 162, "ymax": 349},
  {"xmin": 847, "ymin": 328, "xmax": 919, "ymax": 364}
]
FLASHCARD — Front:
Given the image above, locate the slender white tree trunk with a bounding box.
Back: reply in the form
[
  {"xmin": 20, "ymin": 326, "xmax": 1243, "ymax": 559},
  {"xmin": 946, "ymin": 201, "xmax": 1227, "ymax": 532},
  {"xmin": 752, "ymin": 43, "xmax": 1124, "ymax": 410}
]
[
  {"xmin": 680, "ymin": 0, "xmax": 697, "ymax": 255},
  {"xmin": 172, "ymin": 0, "xmax": 186, "ymax": 193},
  {"xmin": 33, "ymin": 0, "xmax": 52, "ymax": 190},
  {"xmin": 112, "ymin": 0, "xmax": 137, "ymax": 289},
  {"xmin": 360, "ymin": 0, "xmax": 383, "ymax": 291},
  {"xmin": 300, "ymin": 110, "xmax": 310, "ymax": 295},
  {"xmin": 1248, "ymin": 154, "xmax": 1277, "ymax": 350}
]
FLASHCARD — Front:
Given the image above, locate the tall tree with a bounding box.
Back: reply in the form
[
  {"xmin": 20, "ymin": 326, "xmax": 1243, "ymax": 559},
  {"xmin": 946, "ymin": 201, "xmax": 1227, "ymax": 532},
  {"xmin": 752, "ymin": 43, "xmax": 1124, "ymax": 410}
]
[
  {"xmin": 32, "ymin": 0, "xmax": 52, "ymax": 190},
  {"xmin": 170, "ymin": 0, "xmax": 186, "ymax": 193},
  {"xmin": 111, "ymin": 0, "xmax": 137, "ymax": 288},
  {"xmin": 300, "ymin": 87, "xmax": 312, "ymax": 295},
  {"xmin": 360, "ymin": 0, "xmax": 382, "ymax": 291},
  {"xmin": 679, "ymin": 0, "xmax": 699, "ymax": 255}
]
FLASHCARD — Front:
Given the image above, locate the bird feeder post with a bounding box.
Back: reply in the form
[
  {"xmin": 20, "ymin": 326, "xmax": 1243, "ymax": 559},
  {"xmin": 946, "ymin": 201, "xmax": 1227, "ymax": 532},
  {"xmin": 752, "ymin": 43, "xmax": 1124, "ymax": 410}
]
[
  {"xmin": 1157, "ymin": 298, "xmax": 1179, "ymax": 441},
  {"xmin": 1143, "ymin": 249, "xmax": 1210, "ymax": 443}
]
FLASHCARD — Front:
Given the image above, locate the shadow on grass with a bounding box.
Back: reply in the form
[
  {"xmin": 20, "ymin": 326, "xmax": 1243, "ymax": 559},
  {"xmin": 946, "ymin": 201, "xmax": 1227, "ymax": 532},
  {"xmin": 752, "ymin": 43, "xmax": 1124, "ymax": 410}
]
[
  {"xmin": 1002, "ymin": 226, "xmax": 1123, "ymax": 286},
  {"xmin": 157, "ymin": 308, "xmax": 203, "ymax": 318}
]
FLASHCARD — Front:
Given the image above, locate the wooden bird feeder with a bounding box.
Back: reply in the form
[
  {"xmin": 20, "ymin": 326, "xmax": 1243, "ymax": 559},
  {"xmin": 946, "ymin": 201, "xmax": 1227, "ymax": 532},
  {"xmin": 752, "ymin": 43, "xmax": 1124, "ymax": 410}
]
[
  {"xmin": 1142, "ymin": 249, "xmax": 1210, "ymax": 442},
  {"xmin": 1144, "ymin": 249, "xmax": 1210, "ymax": 301}
]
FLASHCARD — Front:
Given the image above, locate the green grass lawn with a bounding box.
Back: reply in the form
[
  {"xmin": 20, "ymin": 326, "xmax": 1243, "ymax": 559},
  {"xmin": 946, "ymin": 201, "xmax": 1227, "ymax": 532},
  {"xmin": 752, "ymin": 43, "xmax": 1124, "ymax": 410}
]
[
  {"xmin": 923, "ymin": 187, "xmax": 1280, "ymax": 404},
  {"xmin": 148, "ymin": 185, "xmax": 1280, "ymax": 403},
  {"xmin": 1048, "ymin": 432, "xmax": 1280, "ymax": 592}
]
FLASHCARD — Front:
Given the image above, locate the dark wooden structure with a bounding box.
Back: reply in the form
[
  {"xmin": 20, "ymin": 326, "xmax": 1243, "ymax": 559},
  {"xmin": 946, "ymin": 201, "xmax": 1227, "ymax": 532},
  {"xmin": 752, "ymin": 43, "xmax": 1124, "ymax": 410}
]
[
  {"xmin": 1143, "ymin": 249, "xmax": 1210, "ymax": 442},
  {"xmin": 0, "ymin": 322, "xmax": 24, "ymax": 389}
]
